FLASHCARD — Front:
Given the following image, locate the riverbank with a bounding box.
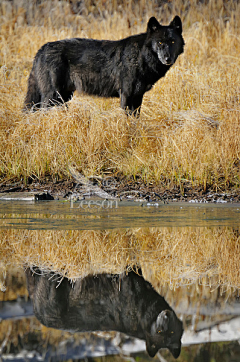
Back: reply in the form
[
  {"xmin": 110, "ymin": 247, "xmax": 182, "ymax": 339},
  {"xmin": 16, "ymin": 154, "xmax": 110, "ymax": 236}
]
[{"xmin": 1, "ymin": 176, "xmax": 240, "ymax": 203}]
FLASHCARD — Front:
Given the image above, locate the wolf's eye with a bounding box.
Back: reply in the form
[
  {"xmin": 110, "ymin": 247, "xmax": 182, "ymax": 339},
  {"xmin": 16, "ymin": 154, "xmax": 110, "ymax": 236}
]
[
  {"xmin": 171, "ymin": 331, "xmax": 174, "ymax": 334},
  {"xmin": 159, "ymin": 42, "xmax": 162, "ymax": 45},
  {"xmin": 157, "ymin": 330, "xmax": 162, "ymax": 333},
  {"xmin": 172, "ymin": 41, "xmax": 175, "ymax": 44}
]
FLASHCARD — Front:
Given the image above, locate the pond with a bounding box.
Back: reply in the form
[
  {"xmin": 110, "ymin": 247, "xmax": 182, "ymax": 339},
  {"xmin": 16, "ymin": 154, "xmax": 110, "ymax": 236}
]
[{"xmin": 0, "ymin": 199, "xmax": 240, "ymax": 361}]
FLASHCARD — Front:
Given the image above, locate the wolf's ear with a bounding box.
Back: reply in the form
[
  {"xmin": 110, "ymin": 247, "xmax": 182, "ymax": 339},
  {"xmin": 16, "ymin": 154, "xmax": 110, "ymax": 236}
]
[
  {"xmin": 156, "ymin": 310, "xmax": 173, "ymax": 331},
  {"xmin": 147, "ymin": 17, "xmax": 161, "ymax": 33},
  {"xmin": 168, "ymin": 342, "xmax": 182, "ymax": 359},
  {"xmin": 145, "ymin": 333, "xmax": 159, "ymax": 358},
  {"xmin": 170, "ymin": 16, "xmax": 182, "ymax": 34}
]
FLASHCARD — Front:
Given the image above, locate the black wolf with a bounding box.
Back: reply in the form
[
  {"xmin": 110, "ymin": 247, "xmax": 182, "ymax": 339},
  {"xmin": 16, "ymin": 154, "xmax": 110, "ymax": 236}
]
[
  {"xmin": 26, "ymin": 268, "xmax": 183, "ymax": 358},
  {"xmin": 24, "ymin": 16, "xmax": 184, "ymax": 115}
]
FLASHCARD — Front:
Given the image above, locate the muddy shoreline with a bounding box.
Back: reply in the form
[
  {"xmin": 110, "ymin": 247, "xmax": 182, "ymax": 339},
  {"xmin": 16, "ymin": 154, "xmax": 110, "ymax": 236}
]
[{"xmin": 0, "ymin": 177, "xmax": 240, "ymax": 203}]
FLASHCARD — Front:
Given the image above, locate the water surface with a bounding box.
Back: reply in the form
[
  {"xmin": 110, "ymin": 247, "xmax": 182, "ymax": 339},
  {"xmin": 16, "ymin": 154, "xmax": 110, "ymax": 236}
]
[
  {"xmin": 0, "ymin": 199, "xmax": 239, "ymax": 229},
  {"xmin": 1, "ymin": 199, "xmax": 240, "ymax": 361}
]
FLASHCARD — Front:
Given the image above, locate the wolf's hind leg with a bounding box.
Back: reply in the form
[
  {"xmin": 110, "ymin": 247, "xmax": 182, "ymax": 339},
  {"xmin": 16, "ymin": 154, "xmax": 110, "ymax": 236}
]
[{"xmin": 23, "ymin": 69, "xmax": 41, "ymax": 111}]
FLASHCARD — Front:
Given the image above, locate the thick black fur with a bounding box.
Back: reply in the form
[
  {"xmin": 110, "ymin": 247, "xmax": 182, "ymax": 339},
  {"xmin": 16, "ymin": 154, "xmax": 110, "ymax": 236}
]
[
  {"xmin": 24, "ymin": 16, "xmax": 184, "ymax": 115},
  {"xmin": 26, "ymin": 268, "xmax": 183, "ymax": 358}
]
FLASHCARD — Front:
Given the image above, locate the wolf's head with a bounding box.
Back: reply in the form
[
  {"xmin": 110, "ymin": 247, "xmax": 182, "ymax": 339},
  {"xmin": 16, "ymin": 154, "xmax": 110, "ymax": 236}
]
[
  {"xmin": 147, "ymin": 16, "xmax": 184, "ymax": 66},
  {"xmin": 145, "ymin": 309, "xmax": 184, "ymax": 358}
]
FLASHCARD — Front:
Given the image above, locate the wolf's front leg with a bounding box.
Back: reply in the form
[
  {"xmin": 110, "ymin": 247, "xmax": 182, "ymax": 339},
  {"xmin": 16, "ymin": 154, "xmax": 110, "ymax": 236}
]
[{"xmin": 120, "ymin": 93, "xmax": 143, "ymax": 117}]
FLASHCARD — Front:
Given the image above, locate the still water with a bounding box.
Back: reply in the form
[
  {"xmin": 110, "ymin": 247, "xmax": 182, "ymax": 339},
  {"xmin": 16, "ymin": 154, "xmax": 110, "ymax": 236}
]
[
  {"xmin": 0, "ymin": 199, "xmax": 239, "ymax": 229},
  {"xmin": 0, "ymin": 199, "xmax": 240, "ymax": 361}
]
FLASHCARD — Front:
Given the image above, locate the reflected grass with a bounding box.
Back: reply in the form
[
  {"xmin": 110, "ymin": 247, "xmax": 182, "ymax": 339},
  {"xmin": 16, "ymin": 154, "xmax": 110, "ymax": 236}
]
[
  {"xmin": 1, "ymin": 227, "xmax": 240, "ymax": 290},
  {"xmin": 1, "ymin": 226, "xmax": 240, "ymax": 360}
]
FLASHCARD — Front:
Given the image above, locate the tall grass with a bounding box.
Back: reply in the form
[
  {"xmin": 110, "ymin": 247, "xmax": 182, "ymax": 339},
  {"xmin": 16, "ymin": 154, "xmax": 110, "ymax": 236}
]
[{"xmin": 0, "ymin": 0, "xmax": 240, "ymax": 190}]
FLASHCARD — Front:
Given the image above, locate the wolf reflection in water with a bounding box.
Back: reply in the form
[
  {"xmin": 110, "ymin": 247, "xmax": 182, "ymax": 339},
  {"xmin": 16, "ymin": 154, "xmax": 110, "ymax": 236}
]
[{"xmin": 26, "ymin": 268, "xmax": 183, "ymax": 358}]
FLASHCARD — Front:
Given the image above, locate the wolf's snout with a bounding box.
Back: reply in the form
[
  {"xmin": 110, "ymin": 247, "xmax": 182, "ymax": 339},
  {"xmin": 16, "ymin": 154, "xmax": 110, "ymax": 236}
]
[{"xmin": 165, "ymin": 56, "xmax": 172, "ymax": 64}]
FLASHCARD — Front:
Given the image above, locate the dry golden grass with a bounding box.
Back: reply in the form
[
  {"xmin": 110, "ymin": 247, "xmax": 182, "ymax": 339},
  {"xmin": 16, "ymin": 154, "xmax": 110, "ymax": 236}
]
[
  {"xmin": 1, "ymin": 227, "xmax": 240, "ymax": 290},
  {"xmin": 0, "ymin": 0, "xmax": 240, "ymax": 190}
]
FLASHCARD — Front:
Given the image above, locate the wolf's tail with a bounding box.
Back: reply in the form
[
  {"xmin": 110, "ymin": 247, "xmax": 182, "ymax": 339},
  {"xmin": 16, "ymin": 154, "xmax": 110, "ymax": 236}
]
[{"xmin": 23, "ymin": 68, "xmax": 41, "ymax": 111}]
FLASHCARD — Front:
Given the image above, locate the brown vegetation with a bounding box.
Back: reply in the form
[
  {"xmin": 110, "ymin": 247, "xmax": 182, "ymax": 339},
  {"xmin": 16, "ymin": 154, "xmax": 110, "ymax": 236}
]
[
  {"xmin": 0, "ymin": 0, "xmax": 239, "ymax": 191},
  {"xmin": 1, "ymin": 227, "xmax": 240, "ymax": 290}
]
